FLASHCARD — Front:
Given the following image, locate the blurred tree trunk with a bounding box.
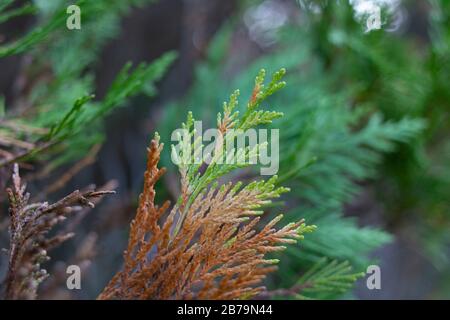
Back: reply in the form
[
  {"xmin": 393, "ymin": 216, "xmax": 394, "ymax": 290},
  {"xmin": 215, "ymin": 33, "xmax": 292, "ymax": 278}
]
[{"xmin": 90, "ymin": 0, "xmax": 236, "ymax": 194}]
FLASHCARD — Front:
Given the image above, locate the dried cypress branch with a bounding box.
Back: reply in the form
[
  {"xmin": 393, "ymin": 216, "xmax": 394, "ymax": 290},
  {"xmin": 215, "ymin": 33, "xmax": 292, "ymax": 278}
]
[
  {"xmin": 2, "ymin": 164, "xmax": 114, "ymax": 300},
  {"xmin": 99, "ymin": 69, "xmax": 315, "ymax": 300},
  {"xmin": 99, "ymin": 137, "xmax": 315, "ymax": 300}
]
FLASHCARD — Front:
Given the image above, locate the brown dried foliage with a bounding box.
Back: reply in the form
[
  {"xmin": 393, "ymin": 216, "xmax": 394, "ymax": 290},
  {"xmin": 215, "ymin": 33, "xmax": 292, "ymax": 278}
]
[
  {"xmin": 3, "ymin": 164, "xmax": 114, "ymax": 300},
  {"xmin": 99, "ymin": 138, "xmax": 304, "ymax": 300}
]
